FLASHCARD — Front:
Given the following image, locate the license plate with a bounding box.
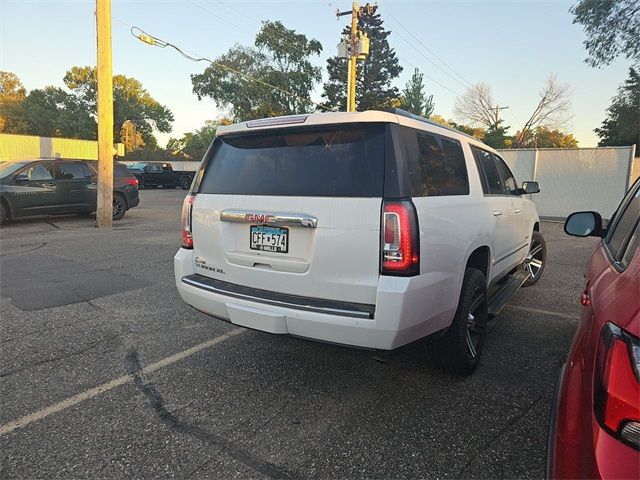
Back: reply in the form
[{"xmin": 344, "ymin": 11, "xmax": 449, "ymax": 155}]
[{"xmin": 250, "ymin": 225, "xmax": 289, "ymax": 253}]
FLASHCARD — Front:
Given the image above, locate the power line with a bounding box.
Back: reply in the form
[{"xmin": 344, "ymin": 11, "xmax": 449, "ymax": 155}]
[
  {"xmin": 393, "ymin": 36, "xmax": 461, "ymax": 97},
  {"xmin": 507, "ymin": 109, "xmax": 524, "ymax": 131},
  {"xmin": 211, "ymin": 0, "xmax": 261, "ymax": 25},
  {"xmin": 383, "ymin": 10, "xmax": 473, "ymax": 89},
  {"xmin": 130, "ymin": 26, "xmax": 332, "ymax": 112},
  {"xmin": 382, "ymin": 8, "xmax": 525, "ymax": 129},
  {"xmin": 186, "ymin": 0, "xmax": 254, "ymax": 36},
  {"xmin": 383, "ymin": 16, "xmax": 471, "ymax": 91},
  {"xmin": 112, "ymin": 16, "xmax": 133, "ymax": 29},
  {"xmin": 397, "ymin": 55, "xmax": 460, "ymax": 96}
]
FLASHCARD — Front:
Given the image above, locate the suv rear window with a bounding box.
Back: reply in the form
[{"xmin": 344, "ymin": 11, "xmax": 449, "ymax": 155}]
[
  {"xmin": 114, "ymin": 164, "xmax": 130, "ymax": 177},
  {"xmin": 198, "ymin": 125, "xmax": 385, "ymax": 197}
]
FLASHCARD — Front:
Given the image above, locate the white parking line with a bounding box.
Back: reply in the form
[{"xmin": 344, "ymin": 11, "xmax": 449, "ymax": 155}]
[
  {"xmin": 0, "ymin": 328, "xmax": 245, "ymax": 437},
  {"xmin": 504, "ymin": 304, "xmax": 580, "ymax": 321}
]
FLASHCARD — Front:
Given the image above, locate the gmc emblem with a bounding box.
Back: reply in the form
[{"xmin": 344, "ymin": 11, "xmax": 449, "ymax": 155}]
[{"xmin": 245, "ymin": 214, "xmax": 276, "ymax": 224}]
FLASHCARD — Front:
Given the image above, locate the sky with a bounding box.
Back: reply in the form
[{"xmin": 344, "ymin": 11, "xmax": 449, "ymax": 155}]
[{"xmin": 0, "ymin": 0, "xmax": 633, "ymax": 148}]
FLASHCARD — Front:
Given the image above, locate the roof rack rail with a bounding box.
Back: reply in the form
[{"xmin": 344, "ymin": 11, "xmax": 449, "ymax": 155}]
[{"xmin": 387, "ymin": 108, "xmax": 480, "ymax": 141}]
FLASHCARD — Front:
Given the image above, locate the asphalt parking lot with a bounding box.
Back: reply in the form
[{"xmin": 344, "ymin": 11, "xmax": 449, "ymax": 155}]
[{"xmin": 0, "ymin": 189, "xmax": 597, "ymax": 479}]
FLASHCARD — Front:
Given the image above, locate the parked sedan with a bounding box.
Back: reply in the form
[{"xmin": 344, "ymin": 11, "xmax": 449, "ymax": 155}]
[
  {"xmin": 0, "ymin": 159, "xmax": 140, "ymax": 223},
  {"xmin": 548, "ymin": 178, "xmax": 639, "ymax": 479}
]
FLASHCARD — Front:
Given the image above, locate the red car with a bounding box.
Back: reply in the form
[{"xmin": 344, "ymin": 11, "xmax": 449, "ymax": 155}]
[{"xmin": 548, "ymin": 178, "xmax": 640, "ymax": 479}]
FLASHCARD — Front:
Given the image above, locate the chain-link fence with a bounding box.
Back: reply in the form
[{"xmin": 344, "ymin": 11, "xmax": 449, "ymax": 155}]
[{"xmin": 499, "ymin": 146, "xmax": 637, "ymax": 220}]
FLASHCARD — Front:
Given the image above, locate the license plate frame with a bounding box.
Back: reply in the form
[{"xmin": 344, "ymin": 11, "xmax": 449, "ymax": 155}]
[{"xmin": 249, "ymin": 225, "xmax": 289, "ymax": 253}]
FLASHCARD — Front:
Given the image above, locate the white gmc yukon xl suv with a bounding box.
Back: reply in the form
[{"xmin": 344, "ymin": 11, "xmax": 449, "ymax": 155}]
[{"xmin": 174, "ymin": 109, "xmax": 545, "ymax": 375}]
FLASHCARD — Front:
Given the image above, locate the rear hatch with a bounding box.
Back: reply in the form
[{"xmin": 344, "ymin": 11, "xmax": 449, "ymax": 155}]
[{"xmin": 190, "ymin": 123, "xmax": 387, "ymax": 306}]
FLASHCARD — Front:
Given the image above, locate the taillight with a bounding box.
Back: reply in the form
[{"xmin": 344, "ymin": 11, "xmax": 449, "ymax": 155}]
[
  {"xmin": 381, "ymin": 199, "xmax": 419, "ymax": 276},
  {"xmin": 581, "ymin": 281, "xmax": 591, "ymax": 306},
  {"xmin": 181, "ymin": 194, "xmax": 196, "ymax": 249},
  {"xmin": 594, "ymin": 322, "xmax": 640, "ymax": 450},
  {"xmin": 127, "ymin": 178, "xmax": 138, "ymax": 187}
]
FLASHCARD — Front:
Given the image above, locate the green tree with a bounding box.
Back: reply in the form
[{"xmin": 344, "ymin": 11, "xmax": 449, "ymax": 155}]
[
  {"xmin": 121, "ymin": 146, "xmax": 177, "ymax": 163},
  {"xmin": 191, "ymin": 21, "xmax": 322, "ymax": 121},
  {"xmin": 63, "ymin": 66, "xmax": 173, "ymax": 145},
  {"xmin": 570, "ymin": 0, "xmax": 640, "ymax": 68},
  {"xmin": 428, "ymin": 114, "xmax": 451, "ymax": 127},
  {"xmin": 448, "ymin": 120, "xmax": 485, "ymax": 139},
  {"xmin": 512, "ymin": 127, "xmax": 578, "ymax": 148},
  {"xmin": 20, "ymin": 87, "xmax": 97, "ymax": 139},
  {"xmin": 0, "ymin": 71, "xmax": 26, "ymax": 102},
  {"xmin": 167, "ymin": 119, "xmax": 232, "ymax": 160},
  {"xmin": 321, "ymin": 5, "xmax": 402, "ymax": 111},
  {"xmin": 399, "ymin": 68, "xmax": 434, "ymax": 117},
  {"xmin": 483, "ymin": 121, "xmax": 510, "ymax": 149},
  {"xmin": 120, "ymin": 120, "xmax": 145, "ymax": 152},
  {"xmin": 0, "ymin": 68, "xmax": 172, "ymax": 143},
  {"xmin": 595, "ymin": 67, "xmax": 639, "ymax": 152},
  {"xmin": 0, "ymin": 71, "xmax": 28, "ymax": 133}
]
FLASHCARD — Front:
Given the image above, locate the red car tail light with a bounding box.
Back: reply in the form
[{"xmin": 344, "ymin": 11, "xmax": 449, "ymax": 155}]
[
  {"xmin": 181, "ymin": 194, "xmax": 196, "ymax": 249},
  {"xmin": 381, "ymin": 200, "xmax": 419, "ymax": 276},
  {"xmin": 581, "ymin": 282, "xmax": 591, "ymax": 306},
  {"xmin": 594, "ymin": 322, "xmax": 640, "ymax": 450},
  {"xmin": 127, "ymin": 178, "xmax": 138, "ymax": 187}
]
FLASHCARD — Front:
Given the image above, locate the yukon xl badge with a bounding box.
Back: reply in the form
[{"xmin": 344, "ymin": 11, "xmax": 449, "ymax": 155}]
[{"xmin": 195, "ymin": 257, "xmax": 225, "ymax": 274}]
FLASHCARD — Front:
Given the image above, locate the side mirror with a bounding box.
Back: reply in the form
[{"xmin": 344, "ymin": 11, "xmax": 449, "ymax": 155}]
[
  {"xmin": 564, "ymin": 211, "xmax": 604, "ymax": 238},
  {"xmin": 521, "ymin": 181, "xmax": 540, "ymax": 194},
  {"xmin": 14, "ymin": 173, "xmax": 28, "ymax": 184}
]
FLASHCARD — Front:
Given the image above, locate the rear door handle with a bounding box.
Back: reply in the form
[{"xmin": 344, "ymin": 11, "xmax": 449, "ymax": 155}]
[
  {"xmin": 514, "ymin": 208, "xmax": 521, "ymax": 214},
  {"xmin": 493, "ymin": 210, "xmax": 503, "ymax": 216}
]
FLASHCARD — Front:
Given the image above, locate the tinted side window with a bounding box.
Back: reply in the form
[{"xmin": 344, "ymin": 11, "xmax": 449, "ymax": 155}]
[
  {"xmin": 59, "ymin": 162, "xmax": 91, "ymax": 179},
  {"xmin": 620, "ymin": 222, "xmax": 639, "ymax": 268},
  {"xmin": 415, "ymin": 132, "xmax": 469, "ymax": 196},
  {"xmin": 473, "ymin": 147, "xmax": 502, "ymax": 194},
  {"xmin": 606, "ymin": 186, "xmax": 640, "ymax": 260},
  {"xmin": 493, "ymin": 155, "xmax": 518, "ymax": 195},
  {"xmin": 23, "ymin": 163, "xmax": 54, "ymax": 181}
]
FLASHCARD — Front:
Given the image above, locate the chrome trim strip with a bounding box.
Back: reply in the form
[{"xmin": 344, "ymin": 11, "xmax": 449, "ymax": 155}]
[
  {"xmin": 181, "ymin": 276, "xmax": 373, "ymax": 319},
  {"xmin": 246, "ymin": 115, "xmax": 308, "ymax": 128},
  {"xmin": 220, "ymin": 210, "xmax": 318, "ymax": 228},
  {"xmin": 494, "ymin": 243, "xmax": 529, "ymax": 265}
]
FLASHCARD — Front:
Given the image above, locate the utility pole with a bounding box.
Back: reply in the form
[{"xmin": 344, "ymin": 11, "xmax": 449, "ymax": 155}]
[
  {"xmin": 336, "ymin": 2, "xmax": 371, "ymax": 112},
  {"xmin": 96, "ymin": 0, "xmax": 114, "ymax": 228},
  {"xmin": 492, "ymin": 105, "xmax": 509, "ymax": 128},
  {"xmin": 347, "ymin": 1, "xmax": 358, "ymax": 112}
]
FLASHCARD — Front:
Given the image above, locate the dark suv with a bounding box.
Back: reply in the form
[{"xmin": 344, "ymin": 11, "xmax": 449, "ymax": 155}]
[{"xmin": 0, "ymin": 159, "xmax": 140, "ymax": 223}]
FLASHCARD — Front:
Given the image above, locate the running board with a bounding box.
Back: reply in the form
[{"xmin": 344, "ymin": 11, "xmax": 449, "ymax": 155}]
[{"xmin": 487, "ymin": 270, "xmax": 530, "ymax": 317}]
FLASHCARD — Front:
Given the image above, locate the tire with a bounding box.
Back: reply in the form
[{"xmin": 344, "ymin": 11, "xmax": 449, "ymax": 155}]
[
  {"xmin": 0, "ymin": 200, "xmax": 8, "ymax": 225},
  {"xmin": 112, "ymin": 194, "xmax": 127, "ymax": 221},
  {"xmin": 180, "ymin": 176, "xmax": 192, "ymax": 190},
  {"xmin": 522, "ymin": 231, "xmax": 546, "ymax": 287},
  {"xmin": 428, "ymin": 268, "xmax": 488, "ymax": 376}
]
